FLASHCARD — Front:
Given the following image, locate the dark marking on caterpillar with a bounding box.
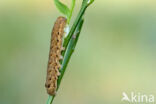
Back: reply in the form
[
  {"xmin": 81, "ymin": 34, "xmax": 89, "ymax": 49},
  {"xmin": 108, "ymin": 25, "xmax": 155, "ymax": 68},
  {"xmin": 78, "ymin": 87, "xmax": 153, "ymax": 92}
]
[{"xmin": 45, "ymin": 16, "xmax": 67, "ymax": 96}]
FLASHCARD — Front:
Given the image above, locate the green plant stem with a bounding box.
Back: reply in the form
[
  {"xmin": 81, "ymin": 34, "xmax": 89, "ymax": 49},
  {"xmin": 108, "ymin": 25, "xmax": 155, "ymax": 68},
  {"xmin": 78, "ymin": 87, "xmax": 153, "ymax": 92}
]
[
  {"xmin": 57, "ymin": 19, "xmax": 84, "ymax": 89},
  {"xmin": 63, "ymin": 5, "xmax": 86, "ymax": 49},
  {"xmin": 62, "ymin": 0, "xmax": 94, "ymax": 57},
  {"xmin": 46, "ymin": 95, "xmax": 55, "ymax": 104},
  {"xmin": 63, "ymin": 0, "xmax": 94, "ymax": 52}
]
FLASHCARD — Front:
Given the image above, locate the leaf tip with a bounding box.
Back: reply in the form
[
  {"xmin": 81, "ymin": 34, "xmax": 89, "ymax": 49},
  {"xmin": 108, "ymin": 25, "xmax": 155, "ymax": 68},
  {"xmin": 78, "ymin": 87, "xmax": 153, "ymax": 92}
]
[{"xmin": 87, "ymin": 0, "xmax": 94, "ymax": 6}]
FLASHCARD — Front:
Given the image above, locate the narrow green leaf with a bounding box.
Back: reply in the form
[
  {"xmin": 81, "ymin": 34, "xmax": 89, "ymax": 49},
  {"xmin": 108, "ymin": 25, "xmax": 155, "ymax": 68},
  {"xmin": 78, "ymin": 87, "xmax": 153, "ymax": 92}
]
[
  {"xmin": 67, "ymin": 0, "xmax": 76, "ymax": 23},
  {"xmin": 54, "ymin": 0, "xmax": 70, "ymax": 19},
  {"xmin": 57, "ymin": 19, "xmax": 84, "ymax": 89},
  {"xmin": 82, "ymin": 0, "xmax": 94, "ymax": 7}
]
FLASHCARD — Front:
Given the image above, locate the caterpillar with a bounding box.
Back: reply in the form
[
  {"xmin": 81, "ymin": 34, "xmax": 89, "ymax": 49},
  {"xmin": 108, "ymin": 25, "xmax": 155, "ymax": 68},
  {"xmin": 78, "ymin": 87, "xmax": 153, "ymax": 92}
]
[{"xmin": 45, "ymin": 16, "xmax": 67, "ymax": 96}]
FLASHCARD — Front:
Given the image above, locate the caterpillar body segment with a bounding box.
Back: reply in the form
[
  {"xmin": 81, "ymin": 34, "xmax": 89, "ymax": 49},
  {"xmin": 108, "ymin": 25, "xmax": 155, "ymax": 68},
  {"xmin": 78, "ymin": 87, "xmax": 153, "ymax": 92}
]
[{"xmin": 45, "ymin": 16, "xmax": 67, "ymax": 96}]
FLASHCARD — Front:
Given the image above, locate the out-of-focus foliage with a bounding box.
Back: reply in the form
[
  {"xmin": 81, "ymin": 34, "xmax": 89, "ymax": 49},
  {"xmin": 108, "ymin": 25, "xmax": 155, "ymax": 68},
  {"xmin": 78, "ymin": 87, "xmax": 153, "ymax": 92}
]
[{"xmin": 0, "ymin": 0, "xmax": 156, "ymax": 104}]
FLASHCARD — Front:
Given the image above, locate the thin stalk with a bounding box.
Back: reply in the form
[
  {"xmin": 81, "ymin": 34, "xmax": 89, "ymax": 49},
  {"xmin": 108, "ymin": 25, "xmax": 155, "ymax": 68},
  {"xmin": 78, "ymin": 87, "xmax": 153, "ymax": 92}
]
[
  {"xmin": 57, "ymin": 19, "xmax": 84, "ymax": 89},
  {"xmin": 63, "ymin": 6, "xmax": 86, "ymax": 49},
  {"xmin": 63, "ymin": 0, "xmax": 94, "ymax": 54},
  {"xmin": 46, "ymin": 96, "xmax": 55, "ymax": 104}
]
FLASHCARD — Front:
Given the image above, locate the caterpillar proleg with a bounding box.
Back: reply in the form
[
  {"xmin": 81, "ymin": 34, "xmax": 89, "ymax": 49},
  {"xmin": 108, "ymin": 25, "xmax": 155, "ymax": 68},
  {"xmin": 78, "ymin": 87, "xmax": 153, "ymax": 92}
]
[{"xmin": 45, "ymin": 16, "xmax": 67, "ymax": 96}]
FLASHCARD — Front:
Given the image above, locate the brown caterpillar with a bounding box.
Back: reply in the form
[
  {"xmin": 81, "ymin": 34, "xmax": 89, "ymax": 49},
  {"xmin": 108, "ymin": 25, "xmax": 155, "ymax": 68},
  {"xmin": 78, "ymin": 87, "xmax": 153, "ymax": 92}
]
[{"xmin": 45, "ymin": 16, "xmax": 67, "ymax": 96}]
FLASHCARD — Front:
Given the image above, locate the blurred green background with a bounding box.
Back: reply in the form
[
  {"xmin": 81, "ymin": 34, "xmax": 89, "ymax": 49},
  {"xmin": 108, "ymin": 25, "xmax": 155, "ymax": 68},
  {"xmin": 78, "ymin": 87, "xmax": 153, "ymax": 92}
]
[{"xmin": 0, "ymin": 0, "xmax": 156, "ymax": 104}]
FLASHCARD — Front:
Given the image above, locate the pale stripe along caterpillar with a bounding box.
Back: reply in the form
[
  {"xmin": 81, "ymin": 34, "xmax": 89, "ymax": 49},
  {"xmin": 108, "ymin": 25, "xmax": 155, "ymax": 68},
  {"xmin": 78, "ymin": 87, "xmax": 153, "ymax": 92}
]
[{"xmin": 45, "ymin": 16, "xmax": 67, "ymax": 96}]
